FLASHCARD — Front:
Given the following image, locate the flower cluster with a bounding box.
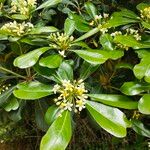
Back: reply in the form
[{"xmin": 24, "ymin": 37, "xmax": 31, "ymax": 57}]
[
  {"xmin": 10, "ymin": 0, "xmax": 37, "ymax": 16},
  {"xmin": 53, "ymin": 79, "xmax": 88, "ymax": 115},
  {"xmin": 0, "ymin": 84, "xmax": 11, "ymax": 95},
  {"xmin": 89, "ymin": 13, "xmax": 109, "ymax": 34},
  {"xmin": 0, "ymin": 21, "xmax": 34, "ymax": 36},
  {"xmin": 110, "ymin": 31, "xmax": 122, "ymax": 37},
  {"xmin": 48, "ymin": 32, "xmax": 74, "ymax": 57},
  {"xmin": 140, "ymin": 7, "xmax": 150, "ymax": 22},
  {"xmin": 126, "ymin": 28, "xmax": 141, "ymax": 41},
  {"xmin": 111, "ymin": 29, "xmax": 141, "ymax": 41}
]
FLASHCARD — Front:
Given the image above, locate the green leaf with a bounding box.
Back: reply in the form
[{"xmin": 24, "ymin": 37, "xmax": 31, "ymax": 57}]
[
  {"xmin": 71, "ymin": 41, "xmax": 90, "ymax": 49},
  {"xmin": 11, "ymin": 14, "xmax": 29, "ymax": 20},
  {"xmin": 64, "ymin": 18, "xmax": 75, "ymax": 36},
  {"xmin": 56, "ymin": 61, "xmax": 73, "ymax": 81},
  {"xmin": 39, "ymin": 54, "xmax": 63, "ymax": 69},
  {"xmin": 100, "ymin": 34, "xmax": 114, "ymax": 51},
  {"xmin": 40, "ymin": 111, "xmax": 72, "ymax": 150},
  {"xmin": 36, "ymin": 0, "xmax": 62, "ymax": 10},
  {"xmin": 3, "ymin": 96, "xmax": 19, "ymax": 112},
  {"xmin": 138, "ymin": 94, "xmax": 150, "ymax": 114},
  {"xmin": 115, "ymin": 63, "xmax": 133, "ymax": 70},
  {"xmin": 131, "ymin": 119, "xmax": 150, "ymax": 138},
  {"xmin": 45, "ymin": 105, "xmax": 60, "ymax": 125},
  {"xmin": 134, "ymin": 50, "xmax": 150, "ymax": 82},
  {"xmin": 74, "ymin": 27, "xmax": 99, "ymax": 42},
  {"xmin": 35, "ymin": 100, "xmax": 49, "ymax": 131},
  {"xmin": 14, "ymin": 47, "xmax": 50, "ymax": 68},
  {"xmin": 29, "ymin": 26, "xmax": 58, "ymax": 34},
  {"xmin": 86, "ymin": 101, "xmax": 130, "ymax": 137},
  {"xmin": 72, "ymin": 49, "xmax": 123, "ymax": 65},
  {"xmin": 114, "ymin": 35, "xmax": 150, "ymax": 49},
  {"xmin": 0, "ymin": 86, "xmax": 16, "ymax": 107},
  {"xmin": 80, "ymin": 61, "xmax": 99, "ymax": 80},
  {"xmin": 69, "ymin": 13, "xmax": 91, "ymax": 32},
  {"xmin": 0, "ymin": 43, "xmax": 6, "ymax": 52},
  {"xmin": 88, "ymin": 94, "xmax": 138, "ymax": 109},
  {"xmin": 0, "ymin": 34, "xmax": 7, "ymax": 40},
  {"xmin": 8, "ymin": 101, "xmax": 25, "ymax": 122},
  {"xmin": 120, "ymin": 81, "xmax": 150, "ymax": 96},
  {"xmin": 104, "ymin": 9, "xmax": 139, "ymax": 28},
  {"xmin": 13, "ymin": 81, "xmax": 53, "ymax": 100},
  {"xmin": 142, "ymin": 21, "xmax": 150, "ymax": 30},
  {"xmin": 84, "ymin": 2, "xmax": 97, "ymax": 18},
  {"xmin": 34, "ymin": 63, "xmax": 55, "ymax": 76},
  {"xmin": 136, "ymin": 3, "xmax": 150, "ymax": 11}
]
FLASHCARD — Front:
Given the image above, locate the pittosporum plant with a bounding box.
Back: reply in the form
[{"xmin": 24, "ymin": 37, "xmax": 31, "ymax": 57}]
[{"xmin": 0, "ymin": 0, "xmax": 150, "ymax": 149}]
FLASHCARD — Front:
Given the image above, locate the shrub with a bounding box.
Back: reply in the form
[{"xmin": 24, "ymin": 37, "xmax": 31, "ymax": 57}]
[{"xmin": 0, "ymin": 0, "xmax": 150, "ymax": 149}]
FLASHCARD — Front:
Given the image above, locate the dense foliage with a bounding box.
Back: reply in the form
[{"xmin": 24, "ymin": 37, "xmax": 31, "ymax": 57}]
[{"xmin": 0, "ymin": 0, "xmax": 150, "ymax": 149}]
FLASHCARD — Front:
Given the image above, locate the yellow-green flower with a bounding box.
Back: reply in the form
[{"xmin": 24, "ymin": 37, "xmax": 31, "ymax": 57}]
[
  {"xmin": 52, "ymin": 79, "xmax": 88, "ymax": 114},
  {"xmin": 48, "ymin": 32, "xmax": 74, "ymax": 57},
  {"xmin": 0, "ymin": 21, "xmax": 33, "ymax": 37},
  {"xmin": 10, "ymin": 0, "xmax": 37, "ymax": 16},
  {"xmin": 140, "ymin": 7, "xmax": 150, "ymax": 22}
]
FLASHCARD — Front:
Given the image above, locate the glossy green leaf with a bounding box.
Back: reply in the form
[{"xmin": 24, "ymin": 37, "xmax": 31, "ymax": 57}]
[
  {"xmin": 64, "ymin": 18, "xmax": 75, "ymax": 36},
  {"xmin": 4, "ymin": 96, "xmax": 19, "ymax": 112},
  {"xmin": 14, "ymin": 47, "xmax": 50, "ymax": 68},
  {"xmin": 72, "ymin": 49, "xmax": 123, "ymax": 65},
  {"xmin": 84, "ymin": 2, "xmax": 97, "ymax": 18},
  {"xmin": 86, "ymin": 101, "xmax": 130, "ymax": 137},
  {"xmin": 0, "ymin": 86, "xmax": 15, "ymax": 106},
  {"xmin": 40, "ymin": 111, "xmax": 72, "ymax": 150},
  {"xmin": 100, "ymin": 34, "xmax": 114, "ymax": 51},
  {"xmin": 120, "ymin": 81, "xmax": 150, "ymax": 96},
  {"xmin": 36, "ymin": 0, "xmax": 62, "ymax": 10},
  {"xmin": 114, "ymin": 35, "xmax": 150, "ymax": 49},
  {"xmin": 39, "ymin": 54, "xmax": 63, "ymax": 69},
  {"xmin": 88, "ymin": 94, "xmax": 138, "ymax": 109},
  {"xmin": 104, "ymin": 9, "xmax": 139, "ymax": 28},
  {"xmin": 134, "ymin": 50, "xmax": 150, "ymax": 82},
  {"xmin": 131, "ymin": 119, "xmax": 150, "ymax": 138},
  {"xmin": 45, "ymin": 105, "xmax": 60, "ymax": 125},
  {"xmin": 138, "ymin": 94, "xmax": 150, "ymax": 114},
  {"xmin": 29, "ymin": 26, "xmax": 58, "ymax": 34},
  {"xmin": 13, "ymin": 81, "xmax": 53, "ymax": 100},
  {"xmin": 34, "ymin": 63, "xmax": 55, "ymax": 77},
  {"xmin": 74, "ymin": 27, "xmax": 99, "ymax": 42},
  {"xmin": 80, "ymin": 61, "xmax": 99, "ymax": 80},
  {"xmin": 56, "ymin": 61, "xmax": 73, "ymax": 81},
  {"xmin": 69, "ymin": 13, "xmax": 91, "ymax": 32}
]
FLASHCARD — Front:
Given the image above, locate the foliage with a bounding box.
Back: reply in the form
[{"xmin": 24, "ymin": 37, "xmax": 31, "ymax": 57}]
[{"xmin": 0, "ymin": 0, "xmax": 150, "ymax": 149}]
